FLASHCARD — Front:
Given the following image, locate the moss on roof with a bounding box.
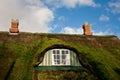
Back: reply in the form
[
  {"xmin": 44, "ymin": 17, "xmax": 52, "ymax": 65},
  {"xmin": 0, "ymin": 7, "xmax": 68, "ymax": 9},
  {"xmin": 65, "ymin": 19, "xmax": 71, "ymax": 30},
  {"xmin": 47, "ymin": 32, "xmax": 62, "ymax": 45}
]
[{"xmin": 0, "ymin": 32, "xmax": 120, "ymax": 80}]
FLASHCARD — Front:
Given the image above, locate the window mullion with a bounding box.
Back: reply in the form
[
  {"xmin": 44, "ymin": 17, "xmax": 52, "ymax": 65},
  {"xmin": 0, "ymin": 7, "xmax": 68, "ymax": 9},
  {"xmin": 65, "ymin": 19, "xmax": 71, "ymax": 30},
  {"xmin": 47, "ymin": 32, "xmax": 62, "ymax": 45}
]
[
  {"xmin": 60, "ymin": 49, "xmax": 62, "ymax": 65},
  {"xmin": 60, "ymin": 49, "xmax": 61, "ymax": 65}
]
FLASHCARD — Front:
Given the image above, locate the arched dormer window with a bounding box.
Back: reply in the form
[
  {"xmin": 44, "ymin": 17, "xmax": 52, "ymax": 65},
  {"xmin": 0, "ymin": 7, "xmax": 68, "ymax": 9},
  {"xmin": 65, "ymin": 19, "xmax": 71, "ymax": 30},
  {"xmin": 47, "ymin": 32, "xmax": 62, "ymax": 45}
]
[{"xmin": 36, "ymin": 48, "xmax": 83, "ymax": 70}]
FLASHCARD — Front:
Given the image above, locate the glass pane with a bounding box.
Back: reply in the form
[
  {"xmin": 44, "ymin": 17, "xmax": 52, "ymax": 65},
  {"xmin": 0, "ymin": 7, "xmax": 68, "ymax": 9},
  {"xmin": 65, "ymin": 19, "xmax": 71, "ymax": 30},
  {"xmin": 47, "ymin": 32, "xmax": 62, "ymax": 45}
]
[
  {"xmin": 53, "ymin": 50, "xmax": 55, "ymax": 54},
  {"xmin": 57, "ymin": 50, "xmax": 59, "ymax": 54},
  {"xmin": 55, "ymin": 62, "xmax": 57, "ymax": 64},
  {"xmin": 62, "ymin": 59, "xmax": 66, "ymax": 64},
  {"xmin": 54, "ymin": 60, "xmax": 57, "ymax": 64},
  {"xmin": 54, "ymin": 55, "xmax": 56, "ymax": 59},
  {"xmin": 62, "ymin": 54, "xmax": 66, "ymax": 59},
  {"xmin": 57, "ymin": 60, "xmax": 60, "ymax": 64},
  {"xmin": 65, "ymin": 51, "xmax": 68, "ymax": 54},
  {"xmin": 62, "ymin": 51, "xmax": 66, "ymax": 65},
  {"xmin": 57, "ymin": 55, "xmax": 60, "ymax": 59},
  {"xmin": 62, "ymin": 50, "xmax": 65, "ymax": 54}
]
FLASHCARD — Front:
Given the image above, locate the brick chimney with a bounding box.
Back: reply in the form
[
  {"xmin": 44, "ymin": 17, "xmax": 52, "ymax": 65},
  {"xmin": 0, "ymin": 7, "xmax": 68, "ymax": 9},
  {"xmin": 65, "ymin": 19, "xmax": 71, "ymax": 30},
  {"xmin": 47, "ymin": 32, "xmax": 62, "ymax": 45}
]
[
  {"xmin": 9, "ymin": 19, "xmax": 19, "ymax": 34},
  {"xmin": 83, "ymin": 23, "xmax": 92, "ymax": 36}
]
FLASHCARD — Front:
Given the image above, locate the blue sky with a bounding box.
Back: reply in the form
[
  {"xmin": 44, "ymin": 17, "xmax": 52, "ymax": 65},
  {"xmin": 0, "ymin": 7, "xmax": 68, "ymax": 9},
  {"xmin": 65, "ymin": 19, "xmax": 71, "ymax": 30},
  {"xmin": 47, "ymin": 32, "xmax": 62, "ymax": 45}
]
[{"xmin": 0, "ymin": 0, "xmax": 120, "ymax": 38}]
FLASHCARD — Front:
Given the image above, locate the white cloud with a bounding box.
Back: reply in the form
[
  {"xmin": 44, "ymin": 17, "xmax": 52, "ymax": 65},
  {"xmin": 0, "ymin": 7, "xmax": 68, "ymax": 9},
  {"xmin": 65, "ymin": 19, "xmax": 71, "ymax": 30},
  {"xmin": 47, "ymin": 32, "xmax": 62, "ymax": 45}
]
[
  {"xmin": 62, "ymin": 0, "xmax": 100, "ymax": 8},
  {"xmin": 0, "ymin": 0, "xmax": 54, "ymax": 33},
  {"xmin": 0, "ymin": 0, "xmax": 100, "ymax": 33},
  {"xmin": 42, "ymin": 0, "xmax": 100, "ymax": 9},
  {"xmin": 99, "ymin": 15, "xmax": 109, "ymax": 21},
  {"xmin": 20, "ymin": 7, "xmax": 54, "ymax": 32},
  {"xmin": 108, "ymin": 0, "xmax": 120, "ymax": 14},
  {"xmin": 61, "ymin": 26, "xmax": 83, "ymax": 34}
]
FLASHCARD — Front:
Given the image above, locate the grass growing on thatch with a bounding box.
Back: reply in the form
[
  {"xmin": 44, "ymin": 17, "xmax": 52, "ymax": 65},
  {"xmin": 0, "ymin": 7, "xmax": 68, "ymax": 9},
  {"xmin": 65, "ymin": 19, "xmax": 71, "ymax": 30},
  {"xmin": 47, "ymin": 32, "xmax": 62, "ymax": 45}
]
[{"xmin": 0, "ymin": 32, "xmax": 120, "ymax": 80}]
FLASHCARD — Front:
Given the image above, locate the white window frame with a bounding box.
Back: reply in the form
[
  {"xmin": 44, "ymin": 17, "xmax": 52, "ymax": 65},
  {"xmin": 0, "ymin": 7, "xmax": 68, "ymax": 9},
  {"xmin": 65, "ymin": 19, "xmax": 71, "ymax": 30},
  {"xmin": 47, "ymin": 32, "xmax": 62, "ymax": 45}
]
[{"xmin": 52, "ymin": 49, "xmax": 70, "ymax": 66}]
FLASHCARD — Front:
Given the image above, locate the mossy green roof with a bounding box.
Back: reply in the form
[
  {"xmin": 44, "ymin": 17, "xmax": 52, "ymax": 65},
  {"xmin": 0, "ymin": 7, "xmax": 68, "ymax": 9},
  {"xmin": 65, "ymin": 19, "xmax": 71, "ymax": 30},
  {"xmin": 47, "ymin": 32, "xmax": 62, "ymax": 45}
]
[{"xmin": 0, "ymin": 32, "xmax": 120, "ymax": 80}]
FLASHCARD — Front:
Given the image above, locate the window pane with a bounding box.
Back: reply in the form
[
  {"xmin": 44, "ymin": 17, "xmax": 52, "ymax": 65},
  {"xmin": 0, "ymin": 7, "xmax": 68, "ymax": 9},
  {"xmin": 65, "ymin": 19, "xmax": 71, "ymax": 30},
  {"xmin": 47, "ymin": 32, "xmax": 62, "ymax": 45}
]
[
  {"xmin": 62, "ymin": 54, "xmax": 66, "ymax": 59},
  {"xmin": 53, "ymin": 50, "xmax": 55, "ymax": 54},
  {"xmin": 54, "ymin": 55, "xmax": 56, "ymax": 59},
  {"xmin": 57, "ymin": 50, "xmax": 59, "ymax": 54},
  {"xmin": 57, "ymin": 60, "xmax": 60, "ymax": 64},
  {"xmin": 54, "ymin": 60, "xmax": 57, "ymax": 64},
  {"xmin": 65, "ymin": 51, "xmax": 68, "ymax": 54},
  {"xmin": 62, "ymin": 50, "xmax": 65, "ymax": 54},
  {"xmin": 62, "ymin": 59, "xmax": 66, "ymax": 64},
  {"xmin": 62, "ymin": 54, "xmax": 66, "ymax": 64},
  {"xmin": 57, "ymin": 55, "xmax": 60, "ymax": 59}
]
